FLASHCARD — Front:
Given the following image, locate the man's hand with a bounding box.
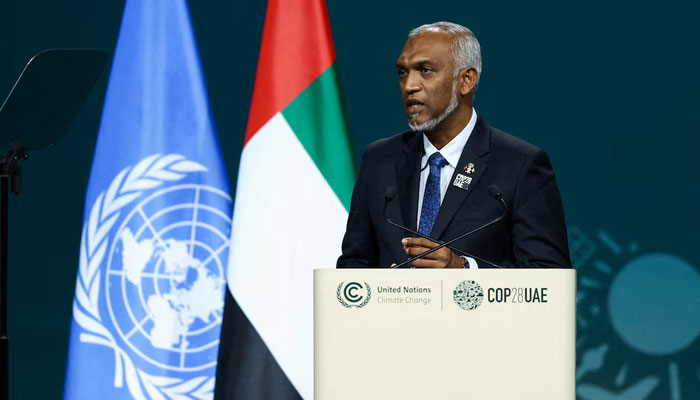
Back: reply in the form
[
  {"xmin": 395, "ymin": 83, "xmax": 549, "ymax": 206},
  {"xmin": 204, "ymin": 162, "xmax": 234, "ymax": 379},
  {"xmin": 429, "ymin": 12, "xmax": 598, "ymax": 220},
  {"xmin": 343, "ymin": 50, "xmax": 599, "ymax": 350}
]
[{"xmin": 401, "ymin": 237, "xmax": 463, "ymax": 268}]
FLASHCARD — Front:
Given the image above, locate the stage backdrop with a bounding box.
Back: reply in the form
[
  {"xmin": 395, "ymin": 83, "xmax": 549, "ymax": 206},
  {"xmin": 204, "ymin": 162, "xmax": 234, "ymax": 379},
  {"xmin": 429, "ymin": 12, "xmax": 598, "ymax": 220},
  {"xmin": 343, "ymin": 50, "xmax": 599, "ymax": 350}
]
[{"xmin": 1, "ymin": 0, "xmax": 698, "ymax": 399}]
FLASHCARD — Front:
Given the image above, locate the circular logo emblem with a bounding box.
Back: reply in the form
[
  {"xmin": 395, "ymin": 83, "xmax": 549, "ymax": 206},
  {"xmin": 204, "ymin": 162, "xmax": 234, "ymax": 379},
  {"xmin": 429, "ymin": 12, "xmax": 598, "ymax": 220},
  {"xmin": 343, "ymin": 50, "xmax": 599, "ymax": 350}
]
[
  {"xmin": 106, "ymin": 183, "xmax": 231, "ymax": 372},
  {"xmin": 337, "ymin": 281, "xmax": 371, "ymax": 308},
  {"xmin": 72, "ymin": 154, "xmax": 231, "ymax": 398},
  {"xmin": 571, "ymin": 226, "xmax": 700, "ymax": 396},
  {"xmin": 453, "ymin": 280, "xmax": 484, "ymax": 310}
]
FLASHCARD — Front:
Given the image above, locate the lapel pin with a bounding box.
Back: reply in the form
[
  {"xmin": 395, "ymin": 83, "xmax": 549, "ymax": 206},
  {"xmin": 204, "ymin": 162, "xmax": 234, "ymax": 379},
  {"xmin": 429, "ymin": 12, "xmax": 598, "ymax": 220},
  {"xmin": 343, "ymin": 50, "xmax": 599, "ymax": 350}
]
[
  {"xmin": 453, "ymin": 173, "xmax": 473, "ymax": 191},
  {"xmin": 464, "ymin": 162, "xmax": 475, "ymax": 174}
]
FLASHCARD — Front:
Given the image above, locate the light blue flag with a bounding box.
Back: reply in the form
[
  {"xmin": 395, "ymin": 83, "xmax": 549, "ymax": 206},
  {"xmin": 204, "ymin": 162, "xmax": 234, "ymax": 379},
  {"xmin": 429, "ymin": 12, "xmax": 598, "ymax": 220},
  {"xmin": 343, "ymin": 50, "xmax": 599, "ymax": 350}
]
[{"xmin": 64, "ymin": 1, "xmax": 230, "ymax": 398}]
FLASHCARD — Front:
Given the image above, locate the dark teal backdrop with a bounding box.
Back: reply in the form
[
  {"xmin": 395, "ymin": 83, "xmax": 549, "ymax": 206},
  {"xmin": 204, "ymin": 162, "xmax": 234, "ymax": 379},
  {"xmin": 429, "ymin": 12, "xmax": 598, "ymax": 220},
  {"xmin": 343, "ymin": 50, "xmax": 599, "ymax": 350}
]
[{"xmin": 2, "ymin": 1, "xmax": 699, "ymax": 399}]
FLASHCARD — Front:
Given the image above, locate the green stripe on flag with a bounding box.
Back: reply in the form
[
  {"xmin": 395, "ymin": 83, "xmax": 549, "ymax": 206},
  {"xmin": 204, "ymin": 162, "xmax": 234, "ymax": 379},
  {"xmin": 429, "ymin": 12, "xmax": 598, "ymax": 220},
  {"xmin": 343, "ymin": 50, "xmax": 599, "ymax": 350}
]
[{"xmin": 282, "ymin": 64, "xmax": 356, "ymax": 210}]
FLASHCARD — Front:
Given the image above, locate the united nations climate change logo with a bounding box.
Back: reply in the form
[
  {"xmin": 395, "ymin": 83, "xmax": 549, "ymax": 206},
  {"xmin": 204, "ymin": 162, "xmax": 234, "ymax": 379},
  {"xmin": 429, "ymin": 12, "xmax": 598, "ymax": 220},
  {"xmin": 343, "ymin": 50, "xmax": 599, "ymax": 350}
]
[
  {"xmin": 336, "ymin": 281, "xmax": 371, "ymax": 308},
  {"xmin": 72, "ymin": 154, "xmax": 231, "ymax": 399},
  {"xmin": 453, "ymin": 280, "xmax": 484, "ymax": 311}
]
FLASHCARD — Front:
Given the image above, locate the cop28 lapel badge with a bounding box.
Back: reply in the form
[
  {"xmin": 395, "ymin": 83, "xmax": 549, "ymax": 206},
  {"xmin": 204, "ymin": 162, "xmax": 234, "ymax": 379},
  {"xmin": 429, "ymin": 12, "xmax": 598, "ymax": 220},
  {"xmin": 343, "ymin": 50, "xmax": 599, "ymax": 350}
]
[{"xmin": 453, "ymin": 173, "xmax": 472, "ymax": 190}]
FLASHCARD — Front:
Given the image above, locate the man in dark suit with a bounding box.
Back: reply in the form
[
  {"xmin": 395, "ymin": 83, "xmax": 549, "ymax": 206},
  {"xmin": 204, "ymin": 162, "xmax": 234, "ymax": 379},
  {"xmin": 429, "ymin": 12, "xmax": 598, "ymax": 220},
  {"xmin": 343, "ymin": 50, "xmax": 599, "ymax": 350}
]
[{"xmin": 337, "ymin": 21, "xmax": 571, "ymax": 269}]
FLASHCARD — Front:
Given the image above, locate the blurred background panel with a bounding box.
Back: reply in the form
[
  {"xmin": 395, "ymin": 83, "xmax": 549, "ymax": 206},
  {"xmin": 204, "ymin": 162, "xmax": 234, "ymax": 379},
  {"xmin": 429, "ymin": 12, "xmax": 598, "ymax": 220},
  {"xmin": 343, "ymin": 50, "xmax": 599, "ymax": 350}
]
[{"xmin": 1, "ymin": 0, "xmax": 698, "ymax": 399}]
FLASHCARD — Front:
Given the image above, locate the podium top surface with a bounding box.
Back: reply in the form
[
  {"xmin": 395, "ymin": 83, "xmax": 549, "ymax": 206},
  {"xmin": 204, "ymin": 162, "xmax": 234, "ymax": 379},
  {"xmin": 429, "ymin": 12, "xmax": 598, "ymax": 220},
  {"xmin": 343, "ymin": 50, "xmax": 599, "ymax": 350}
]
[{"xmin": 315, "ymin": 267, "xmax": 575, "ymax": 276}]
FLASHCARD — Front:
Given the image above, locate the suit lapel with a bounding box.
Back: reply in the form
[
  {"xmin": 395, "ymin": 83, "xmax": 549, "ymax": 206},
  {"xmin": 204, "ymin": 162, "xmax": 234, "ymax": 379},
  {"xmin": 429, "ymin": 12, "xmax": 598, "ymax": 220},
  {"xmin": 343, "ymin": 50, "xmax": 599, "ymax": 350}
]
[
  {"xmin": 430, "ymin": 117, "xmax": 491, "ymax": 239},
  {"xmin": 396, "ymin": 132, "xmax": 423, "ymax": 231}
]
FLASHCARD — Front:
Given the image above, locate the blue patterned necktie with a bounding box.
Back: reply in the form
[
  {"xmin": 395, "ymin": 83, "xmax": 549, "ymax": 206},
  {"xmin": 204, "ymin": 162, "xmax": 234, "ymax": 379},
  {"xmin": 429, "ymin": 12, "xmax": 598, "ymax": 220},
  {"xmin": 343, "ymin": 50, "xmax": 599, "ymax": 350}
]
[{"xmin": 418, "ymin": 152, "xmax": 448, "ymax": 236}]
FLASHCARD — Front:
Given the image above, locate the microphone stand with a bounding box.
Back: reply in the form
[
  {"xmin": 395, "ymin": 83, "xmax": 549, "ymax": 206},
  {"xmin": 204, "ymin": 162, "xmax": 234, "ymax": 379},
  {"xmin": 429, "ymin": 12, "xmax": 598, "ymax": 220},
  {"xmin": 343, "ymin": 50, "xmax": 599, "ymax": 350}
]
[
  {"xmin": 0, "ymin": 49, "xmax": 107, "ymax": 399},
  {"xmin": 387, "ymin": 186, "xmax": 507, "ymax": 269},
  {"xmin": 0, "ymin": 142, "xmax": 27, "ymax": 397},
  {"xmin": 384, "ymin": 215, "xmax": 502, "ymax": 269}
]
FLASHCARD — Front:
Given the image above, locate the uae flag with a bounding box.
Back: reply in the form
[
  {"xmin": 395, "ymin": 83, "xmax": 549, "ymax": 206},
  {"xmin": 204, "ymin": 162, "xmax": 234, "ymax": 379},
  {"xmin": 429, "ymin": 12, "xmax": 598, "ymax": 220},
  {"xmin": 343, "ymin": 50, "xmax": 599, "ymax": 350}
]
[{"xmin": 214, "ymin": 0, "xmax": 355, "ymax": 399}]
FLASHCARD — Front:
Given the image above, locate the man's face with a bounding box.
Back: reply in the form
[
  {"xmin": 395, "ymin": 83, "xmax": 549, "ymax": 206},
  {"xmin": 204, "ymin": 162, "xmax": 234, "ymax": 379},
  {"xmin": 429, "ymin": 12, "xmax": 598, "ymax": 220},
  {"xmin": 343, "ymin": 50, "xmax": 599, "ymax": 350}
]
[{"xmin": 396, "ymin": 32, "xmax": 457, "ymax": 130}]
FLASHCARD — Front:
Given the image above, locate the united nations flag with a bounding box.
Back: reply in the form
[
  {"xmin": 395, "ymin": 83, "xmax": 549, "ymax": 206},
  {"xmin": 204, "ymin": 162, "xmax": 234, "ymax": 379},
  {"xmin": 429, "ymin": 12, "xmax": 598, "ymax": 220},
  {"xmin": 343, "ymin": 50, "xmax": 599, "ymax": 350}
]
[{"xmin": 63, "ymin": 1, "xmax": 230, "ymax": 399}]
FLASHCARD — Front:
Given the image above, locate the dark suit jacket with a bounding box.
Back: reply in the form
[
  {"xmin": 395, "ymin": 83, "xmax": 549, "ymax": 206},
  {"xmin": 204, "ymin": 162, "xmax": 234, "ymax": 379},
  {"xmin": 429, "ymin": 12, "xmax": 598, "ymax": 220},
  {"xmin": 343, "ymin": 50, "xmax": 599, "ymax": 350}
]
[{"xmin": 337, "ymin": 117, "xmax": 571, "ymax": 268}]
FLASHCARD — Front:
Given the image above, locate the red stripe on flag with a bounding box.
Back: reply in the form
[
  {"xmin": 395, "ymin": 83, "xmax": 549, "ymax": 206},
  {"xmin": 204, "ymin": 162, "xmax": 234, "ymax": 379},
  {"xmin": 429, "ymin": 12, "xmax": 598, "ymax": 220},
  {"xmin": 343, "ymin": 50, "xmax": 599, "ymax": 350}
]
[{"xmin": 244, "ymin": 0, "xmax": 336, "ymax": 145}]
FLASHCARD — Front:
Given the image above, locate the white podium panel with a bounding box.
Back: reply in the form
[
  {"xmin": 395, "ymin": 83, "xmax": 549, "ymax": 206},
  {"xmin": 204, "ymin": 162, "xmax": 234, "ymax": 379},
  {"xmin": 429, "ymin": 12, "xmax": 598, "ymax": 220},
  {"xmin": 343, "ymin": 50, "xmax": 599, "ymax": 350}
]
[{"xmin": 314, "ymin": 269, "xmax": 576, "ymax": 400}]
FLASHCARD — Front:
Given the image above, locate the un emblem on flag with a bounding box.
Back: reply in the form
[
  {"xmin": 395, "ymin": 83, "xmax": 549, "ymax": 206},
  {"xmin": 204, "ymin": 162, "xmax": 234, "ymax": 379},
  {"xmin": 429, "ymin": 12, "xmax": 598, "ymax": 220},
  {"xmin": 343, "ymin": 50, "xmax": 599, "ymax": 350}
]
[
  {"xmin": 72, "ymin": 154, "xmax": 231, "ymax": 398},
  {"xmin": 106, "ymin": 183, "xmax": 230, "ymax": 371}
]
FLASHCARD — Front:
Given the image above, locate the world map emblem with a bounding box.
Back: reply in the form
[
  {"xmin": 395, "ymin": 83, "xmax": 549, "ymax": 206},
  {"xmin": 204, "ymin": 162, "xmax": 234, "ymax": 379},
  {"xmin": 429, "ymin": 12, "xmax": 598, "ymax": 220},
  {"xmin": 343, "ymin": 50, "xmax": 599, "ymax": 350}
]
[
  {"xmin": 72, "ymin": 154, "xmax": 231, "ymax": 399},
  {"xmin": 453, "ymin": 280, "xmax": 484, "ymax": 311}
]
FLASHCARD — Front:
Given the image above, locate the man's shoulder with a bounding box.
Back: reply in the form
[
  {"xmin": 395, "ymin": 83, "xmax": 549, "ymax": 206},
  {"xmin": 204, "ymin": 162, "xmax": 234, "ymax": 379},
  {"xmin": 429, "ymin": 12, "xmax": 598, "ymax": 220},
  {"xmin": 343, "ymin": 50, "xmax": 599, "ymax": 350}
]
[
  {"xmin": 359, "ymin": 120, "xmax": 549, "ymax": 163},
  {"xmin": 363, "ymin": 130, "xmax": 418, "ymax": 160},
  {"xmin": 487, "ymin": 123, "xmax": 546, "ymax": 160}
]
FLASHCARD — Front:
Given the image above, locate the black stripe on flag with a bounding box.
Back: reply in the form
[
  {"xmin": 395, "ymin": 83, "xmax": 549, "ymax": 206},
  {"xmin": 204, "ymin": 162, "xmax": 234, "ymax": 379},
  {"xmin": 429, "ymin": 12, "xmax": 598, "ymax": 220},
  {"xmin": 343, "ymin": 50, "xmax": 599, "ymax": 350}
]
[{"xmin": 214, "ymin": 290, "xmax": 302, "ymax": 399}]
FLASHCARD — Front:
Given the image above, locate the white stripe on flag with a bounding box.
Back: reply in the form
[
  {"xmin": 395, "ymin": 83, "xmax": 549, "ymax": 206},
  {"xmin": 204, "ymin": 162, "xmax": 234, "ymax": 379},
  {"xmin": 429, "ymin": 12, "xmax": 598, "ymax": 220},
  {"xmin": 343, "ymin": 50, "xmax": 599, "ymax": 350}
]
[{"xmin": 228, "ymin": 113, "xmax": 348, "ymax": 399}]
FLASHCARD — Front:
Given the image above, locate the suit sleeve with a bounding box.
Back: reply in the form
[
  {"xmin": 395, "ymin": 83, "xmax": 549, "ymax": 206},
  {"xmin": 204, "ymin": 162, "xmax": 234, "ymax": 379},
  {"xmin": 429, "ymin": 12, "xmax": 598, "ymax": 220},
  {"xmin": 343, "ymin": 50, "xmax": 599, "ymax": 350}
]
[
  {"xmin": 509, "ymin": 150, "xmax": 572, "ymax": 268},
  {"xmin": 336, "ymin": 149, "xmax": 379, "ymax": 268}
]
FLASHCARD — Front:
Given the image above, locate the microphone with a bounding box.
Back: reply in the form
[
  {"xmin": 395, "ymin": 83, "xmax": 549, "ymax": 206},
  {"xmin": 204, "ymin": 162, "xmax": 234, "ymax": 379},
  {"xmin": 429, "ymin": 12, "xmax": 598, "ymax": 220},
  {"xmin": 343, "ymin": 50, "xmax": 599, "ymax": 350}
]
[
  {"xmin": 386, "ymin": 185, "xmax": 506, "ymax": 269},
  {"xmin": 488, "ymin": 184, "xmax": 506, "ymax": 209},
  {"xmin": 383, "ymin": 187, "xmax": 501, "ymax": 268}
]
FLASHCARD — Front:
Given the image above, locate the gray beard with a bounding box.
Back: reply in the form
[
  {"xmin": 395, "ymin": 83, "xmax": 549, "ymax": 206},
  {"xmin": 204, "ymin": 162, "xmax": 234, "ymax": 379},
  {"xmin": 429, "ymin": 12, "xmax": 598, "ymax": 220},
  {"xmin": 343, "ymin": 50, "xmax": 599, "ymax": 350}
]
[{"xmin": 408, "ymin": 80, "xmax": 459, "ymax": 132}]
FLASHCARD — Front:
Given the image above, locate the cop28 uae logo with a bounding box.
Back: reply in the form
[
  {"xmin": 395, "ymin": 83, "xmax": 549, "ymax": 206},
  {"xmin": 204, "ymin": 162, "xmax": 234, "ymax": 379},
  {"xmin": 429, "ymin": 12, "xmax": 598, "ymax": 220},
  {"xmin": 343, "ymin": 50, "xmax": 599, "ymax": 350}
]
[
  {"xmin": 72, "ymin": 154, "xmax": 231, "ymax": 399},
  {"xmin": 453, "ymin": 280, "xmax": 484, "ymax": 310},
  {"xmin": 336, "ymin": 281, "xmax": 371, "ymax": 308}
]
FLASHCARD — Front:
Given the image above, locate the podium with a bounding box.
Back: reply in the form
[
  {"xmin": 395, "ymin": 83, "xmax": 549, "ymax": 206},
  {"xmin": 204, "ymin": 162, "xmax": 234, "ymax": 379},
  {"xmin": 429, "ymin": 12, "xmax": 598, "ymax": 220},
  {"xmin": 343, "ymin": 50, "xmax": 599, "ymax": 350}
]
[{"xmin": 314, "ymin": 268, "xmax": 576, "ymax": 399}]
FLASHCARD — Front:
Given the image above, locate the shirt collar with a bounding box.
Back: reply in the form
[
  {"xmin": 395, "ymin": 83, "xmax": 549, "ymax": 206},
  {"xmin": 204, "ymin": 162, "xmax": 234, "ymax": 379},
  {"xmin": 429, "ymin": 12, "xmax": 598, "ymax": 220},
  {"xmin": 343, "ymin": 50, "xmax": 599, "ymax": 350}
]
[{"xmin": 421, "ymin": 108, "xmax": 477, "ymax": 169}]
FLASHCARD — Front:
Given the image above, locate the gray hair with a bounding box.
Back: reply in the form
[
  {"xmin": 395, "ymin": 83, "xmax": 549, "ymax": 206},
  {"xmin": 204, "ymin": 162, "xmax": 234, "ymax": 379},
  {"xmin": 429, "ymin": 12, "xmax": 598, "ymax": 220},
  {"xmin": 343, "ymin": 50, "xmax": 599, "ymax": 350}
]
[{"xmin": 409, "ymin": 22, "xmax": 482, "ymax": 87}]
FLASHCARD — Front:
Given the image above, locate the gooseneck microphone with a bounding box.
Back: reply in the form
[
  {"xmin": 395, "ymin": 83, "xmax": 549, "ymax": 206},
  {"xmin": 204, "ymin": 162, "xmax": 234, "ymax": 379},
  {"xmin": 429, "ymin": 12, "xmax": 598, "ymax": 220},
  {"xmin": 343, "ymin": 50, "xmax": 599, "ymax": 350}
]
[
  {"xmin": 383, "ymin": 187, "xmax": 501, "ymax": 268},
  {"xmin": 384, "ymin": 185, "xmax": 506, "ymax": 269}
]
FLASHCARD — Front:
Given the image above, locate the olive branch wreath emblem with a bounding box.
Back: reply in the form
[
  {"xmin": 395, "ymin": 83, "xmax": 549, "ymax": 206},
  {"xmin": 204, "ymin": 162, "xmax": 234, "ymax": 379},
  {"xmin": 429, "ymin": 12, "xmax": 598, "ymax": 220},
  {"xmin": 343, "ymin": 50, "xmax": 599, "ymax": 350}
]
[
  {"xmin": 336, "ymin": 282, "xmax": 372, "ymax": 308},
  {"xmin": 72, "ymin": 154, "xmax": 217, "ymax": 400}
]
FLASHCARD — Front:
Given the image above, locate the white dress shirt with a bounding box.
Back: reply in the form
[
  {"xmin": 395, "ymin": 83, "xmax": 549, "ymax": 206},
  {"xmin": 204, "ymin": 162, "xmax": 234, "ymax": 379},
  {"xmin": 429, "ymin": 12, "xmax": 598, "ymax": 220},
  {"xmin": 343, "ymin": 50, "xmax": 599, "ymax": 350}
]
[{"xmin": 417, "ymin": 108, "xmax": 477, "ymax": 224}]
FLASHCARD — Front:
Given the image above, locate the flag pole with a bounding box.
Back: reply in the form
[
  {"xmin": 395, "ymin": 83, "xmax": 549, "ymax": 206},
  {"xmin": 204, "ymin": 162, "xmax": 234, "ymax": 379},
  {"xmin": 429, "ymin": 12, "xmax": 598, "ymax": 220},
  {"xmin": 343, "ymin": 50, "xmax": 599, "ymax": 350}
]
[
  {"xmin": 0, "ymin": 141, "xmax": 28, "ymax": 399},
  {"xmin": 0, "ymin": 173, "xmax": 8, "ymax": 400}
]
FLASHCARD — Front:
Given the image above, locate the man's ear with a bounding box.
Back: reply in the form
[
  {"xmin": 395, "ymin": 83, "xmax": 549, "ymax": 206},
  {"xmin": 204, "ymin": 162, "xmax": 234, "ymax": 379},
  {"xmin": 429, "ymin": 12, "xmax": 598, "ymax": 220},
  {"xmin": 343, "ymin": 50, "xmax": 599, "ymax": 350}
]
[{"xmin": 459, "ymin": 68, "xmax": 478, "ymax": 96}]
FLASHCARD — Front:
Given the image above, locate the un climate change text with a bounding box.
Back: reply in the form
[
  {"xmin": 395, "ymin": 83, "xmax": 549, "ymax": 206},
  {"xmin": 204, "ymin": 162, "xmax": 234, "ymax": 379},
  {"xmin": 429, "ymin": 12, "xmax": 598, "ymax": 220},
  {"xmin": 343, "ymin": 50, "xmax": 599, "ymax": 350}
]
[{"xmin": 377, "ymin": 285, "xmax": 432, "ymax": 305}]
